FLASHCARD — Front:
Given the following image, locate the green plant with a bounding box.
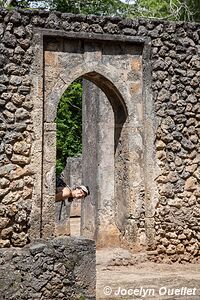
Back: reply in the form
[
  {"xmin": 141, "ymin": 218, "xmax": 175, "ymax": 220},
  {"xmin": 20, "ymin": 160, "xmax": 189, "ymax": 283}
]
[{"xmin": 56, "ymin": 78, "xmax": 82, "ymax": 175}]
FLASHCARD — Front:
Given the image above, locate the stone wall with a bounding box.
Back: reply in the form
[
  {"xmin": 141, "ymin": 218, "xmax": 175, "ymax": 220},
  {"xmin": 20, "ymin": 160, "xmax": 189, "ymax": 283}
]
[
  {"xmin": 55, "ymin": 156, "xmax": 82, "ymax": 236},
  {"xmin": 151, "ymin": 24, "xmax": 200, "ymax": 263},
  {"xmin": 0, "ymin": 9, "xmax": 35, "ymax": 247},
  {"xmin": 0, "ymin": 8, "xmax": 199, "ymax": 262},
  {"xmin": 0, "ymin": 236, "xmax": 96, "ymax": 300},
  {"xmin": 62, "ymin": 156, "xmax": 82, "ymax": 217}
]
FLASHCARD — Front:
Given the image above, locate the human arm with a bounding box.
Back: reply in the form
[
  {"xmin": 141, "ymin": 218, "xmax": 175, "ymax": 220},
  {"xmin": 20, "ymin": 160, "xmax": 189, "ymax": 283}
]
[{"xmin": 55, "ymin": 186, "xmax": 72, "ymax": 202}]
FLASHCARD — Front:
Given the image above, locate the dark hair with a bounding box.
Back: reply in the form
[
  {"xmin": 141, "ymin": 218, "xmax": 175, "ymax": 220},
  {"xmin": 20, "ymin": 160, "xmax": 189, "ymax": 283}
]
[{"xmin": 85, "ymin": 186, "xmax": 90, "ymax": 196}]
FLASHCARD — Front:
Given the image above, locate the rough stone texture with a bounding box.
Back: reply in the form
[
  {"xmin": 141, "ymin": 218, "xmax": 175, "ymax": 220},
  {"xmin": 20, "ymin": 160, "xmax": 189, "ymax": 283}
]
[
  {"xmin": 55, "ymin": 156, "xmax": 82, "ymax": 236},
  {"xmin": 44, "ymin": 36, "xmax": 145, "ymax": 249},
  {"xmin": 0, "ymin": 236, "xmax": 96, "ymax": 300},
  {"xmin": 63, "ymin": 156, "xmax": 82, "ymax": 217},
  {"xmin": 0, "ymin": 9, "xmax": 199, "ymax": 263}
]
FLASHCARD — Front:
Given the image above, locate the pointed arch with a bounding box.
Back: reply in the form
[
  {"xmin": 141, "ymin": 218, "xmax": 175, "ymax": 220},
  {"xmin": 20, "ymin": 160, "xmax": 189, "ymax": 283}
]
[{"xmin": 45, "ymin": 63, "xmax": 129, "ymax": 123}]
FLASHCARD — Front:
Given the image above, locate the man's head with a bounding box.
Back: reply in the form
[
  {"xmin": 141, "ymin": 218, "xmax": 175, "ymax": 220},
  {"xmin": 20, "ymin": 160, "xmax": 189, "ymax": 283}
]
[{"xmin": 72, "ymin": 185, "xmax": 90, "ymax": 199}]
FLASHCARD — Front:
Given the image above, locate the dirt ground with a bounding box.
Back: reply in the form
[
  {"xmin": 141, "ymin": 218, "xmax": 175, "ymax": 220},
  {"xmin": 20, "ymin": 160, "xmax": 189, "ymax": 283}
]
[
  {"xmin": 96, "ymin": 248, "xmax": 200, "ymax": 300},
  {"xmin": 70, "ymin": 218, "xmax": 200, "ymax": 300}
]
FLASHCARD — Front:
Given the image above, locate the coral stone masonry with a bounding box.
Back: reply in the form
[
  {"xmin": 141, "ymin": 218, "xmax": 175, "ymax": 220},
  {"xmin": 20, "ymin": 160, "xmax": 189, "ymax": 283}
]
[{"xmin": 0, "ymin": 8, "xmax": 199, "ymax": 265}]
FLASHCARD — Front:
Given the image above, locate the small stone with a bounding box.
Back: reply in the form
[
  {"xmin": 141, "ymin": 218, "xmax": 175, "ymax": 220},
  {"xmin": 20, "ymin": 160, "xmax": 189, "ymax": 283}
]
[
  {"xmin": 0, "ymin": 178, "xmax": 10, "ymax": 188},
  {"xmin": 18, "ymin": 85, "xmax": 30, "ymax": 95},
  {"xmin": 167, "ymin": 140, "xmax": 181, "ymax": 152},
  {"xmin": 156, "ymin": 140, "xmax": 166, "ymax": 150},
  {"xmin": 188, "ymin": 195, "xmax": 196, "ymax": 206},
  {"xmin": 122, "ymin": 28, "xmax": 136, "ymax": 35},
  {"xmin": 157, "ymin": 245, "xmax": 166, "ymax": 254},
  {"xmin": 10, "ymin": 179, "xmax": 24, "ymax": 191},
  {"xmin": 186, "ymin": 243, "xmax": 198, "ymax": 255},
  {"xmin": 12, "ymin": 93, "xmax": 25, "ymax": 105},
  {"xmin": 13, "ymin": 26, "xmax": 26, "ymax": 38},
  {"xmin": 183, "ymin": 228, "xmax": 193, "ymax": 239},
  {"xmin": 181, "ymin": 137, "xmax": 195, "ymax": 150},
  {"xmin": 1, "ymin": 191, "xmax": 21, "ymax": 205},
  {"xmin": 13, "ymin": 141, "xmax": 31, "ymax": 156},
  {"xmin": 10, "ymin": 11, "xmax": 22, "ymax": 24},
  {"xmin": 187, "ymin": 94, "xmax": 197, "ymax": 103},
  {"xmin": 0, "ymin": 164, "xmax": 16, "ymax": 176},
  {"xmin": 160, "ymin": 183, "xmax": 174, "ymax": 197},
  {"xmin": 3, "ymin": 110, "xmax": 14, "ymax": 123},
  {"xmin": 15, "ymin": 108, "xmax": 29, "ymax": 120},
  {"xmin": 5, "ymin": 102, "xmax": 16, "ymax": 112},
  {"xmin": 11, "ymin": 232, "xmax": 28, "ymax": 247},
  {"xmin": 174, "ymin": 156, "xmax": 182, "ymax": 166},
  {"xmin": 168, "ymin": 172, "xmax": 178, "ymax": 183},
  {"xmin": 168, "ymin": 198, "xmax": 181, "ymax": 208},
  {"xmin": 194, "ymin": 168, "xmax": 200, "ymax": 181},
  {"xmin": 10, "ymin": 75, "xmax": 22, "ymax": 86},
  {"xmin": 0, "ymin": 217, "xmax": 10, "ymax": 229},
  {"xmin": 3, "ymin": 32, "xmax": 16, "ymax": 48},
  {"xmin": 14, "ymin": 45, "xmax": 25, "ymax": 55},
  {"xmin": 1, "ymin": 227, "xmax": 13, "ymax": 239},
  {"xmin": 156, "ymin": 150, "xmax": 166, "ymax": 161},
  {"xmin": 7, "ymin": 166, "xmax": 32, "ymax": 180},
  {"xmin": 185, "ymin": 177, "xmax": 197, "ymax": 191},
  {"xmin": 166, "ymin": 244, "xmax": 176, "ymax": 254},
  {"xmin": 54, "ymin": 262, "xmax": 66, "ymax": 275},
  {"xmin": 166, "ymin": 232, "xmax": 177, "ymax": 239},
  {"xmin": 156, "ymin": 175, "xmax": 168, "ymax": 183},
  {"xmin": 160, "ymin": 238, "xmax": 169, "ymax": 246},
  {"xmin": 178, "ymin": 233, "xmax": 186, "ymax": 240},
  {"xmin": 6, "ymin": 204, "xmax": 18, "ymax": 217},
  {"xmin": 30, "ymin": 243, "xmax": 46, "ymax": 255},
  {"xmin": 1, "ymin": 93, "xmax": 12, "ymax": 101},
  {"xmin": 0, "ymin": 84, "xmax": 7, "ymax": 92},
  {"xmin": 176, "ymin": 243, "xmax": 185, "ymax": 254},
  {"xmin": 22, "ymin": 186, "xmax": 32, "ymax": 199},
  {"xmin": 0, "ymin": 239, "xmax": 10, "ymax": 248},
  {"xmin": 0, "ymin": 74, "xmax": 9, "ymax": 84},
  {"xmin": 185, "ymin": 164, "xmax": 197, "ymax": 173},
  {"xmin": 11, "ymin": 154, "xmax": 30, "ymax": 165}
]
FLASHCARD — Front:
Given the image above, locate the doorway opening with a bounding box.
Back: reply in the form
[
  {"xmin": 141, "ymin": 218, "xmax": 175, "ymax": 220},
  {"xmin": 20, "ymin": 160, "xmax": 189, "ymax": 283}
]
[
  {"xmin": 42, "ymin": 34, "xmax": 148, "ymax": 247},
  {"xmin": 55, "ymin": 78, "xmax": 83, "ymax": 237},
  {"xmin": 54, "ymin": 71, "xmax": 128, "ymax": 246}
]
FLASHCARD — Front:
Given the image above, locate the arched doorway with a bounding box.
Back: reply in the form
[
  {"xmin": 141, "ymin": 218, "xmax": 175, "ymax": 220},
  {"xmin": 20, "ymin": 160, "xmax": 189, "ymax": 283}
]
[
  {"xmin": 52, "ymin": 71, "xmax": 128, "ymax": 247},
  {"xmin": 41, "ymin": 35, "xmax": 150, "ymax": 250}
]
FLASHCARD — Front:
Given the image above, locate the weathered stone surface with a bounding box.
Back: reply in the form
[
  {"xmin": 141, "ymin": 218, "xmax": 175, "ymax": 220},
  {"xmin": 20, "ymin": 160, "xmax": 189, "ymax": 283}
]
[
  {"xmin": 11, "ymin": 232, "xmax": 28, "ymax": 246},
  {"xmin": 10, "ymin": 75, "xmax": 22, "ymax": 86},
  {"xmin": 15, "ymin": 107, "xmax": 29, "ymax": 120},
  {"xmin": 0, "ymin": 217, "xmax": 10, "ymax": 229},
  {"xmin": 185, "ymin": 177, "xmax": 197, "ymax": 191},
  {"xmin": 3, "ymin": 32, "xmax": 16, "ymax": 47},
  {"xmin": 0, "ymin": 239, "xmax": 10, "ymax": 247},
  {"xmin": 13, "ymin": 141, "xmax": 31, "ymax": 156},
  {"xmin": 11, "ymin": 154, "xmax": 30, "ymax": 165},
  {"xmin": 0, "ymin": 9, "xmax": 198, "ymax": 265},
  {"xmin": 166, "ymin": 244, "xmax": 176, "ymax": 254},
  {"xmin": 1, "ymin": 227, "xmax": 13, "ymax": 239},
  {"xmin": 0, "ymin": 237, "xmax": 95, "ymax": 299}
]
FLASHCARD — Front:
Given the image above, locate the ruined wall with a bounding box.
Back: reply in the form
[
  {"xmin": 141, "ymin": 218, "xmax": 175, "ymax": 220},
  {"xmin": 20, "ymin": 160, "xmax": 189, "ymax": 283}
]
[
  {"xmin": 0, "ymin": 236, "xmax": 96, "ymax": 300},
  {"xmin": 0, "ymin": 10, "xmax": 34, "ymax": 247},
  {"xmin": 152, "ymin": 24, "xmax": 200, "ymax": 262},
  {"xmin": 0, "ymin": 9, "xmax": 199, "ymax": 262}
]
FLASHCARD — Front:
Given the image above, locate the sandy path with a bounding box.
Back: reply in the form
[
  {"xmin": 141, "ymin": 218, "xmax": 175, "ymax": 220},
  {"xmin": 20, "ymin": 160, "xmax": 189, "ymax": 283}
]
[{"xmin": 96, "ymin": 248, "xmax": 200, "ymax": 300}]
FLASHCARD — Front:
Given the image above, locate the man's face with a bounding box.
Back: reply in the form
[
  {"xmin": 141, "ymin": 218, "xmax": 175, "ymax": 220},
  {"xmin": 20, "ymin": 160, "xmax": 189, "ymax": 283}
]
[{"xmin": 73, "ymin": 188, "xmax": 86, "ymax": 199}]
